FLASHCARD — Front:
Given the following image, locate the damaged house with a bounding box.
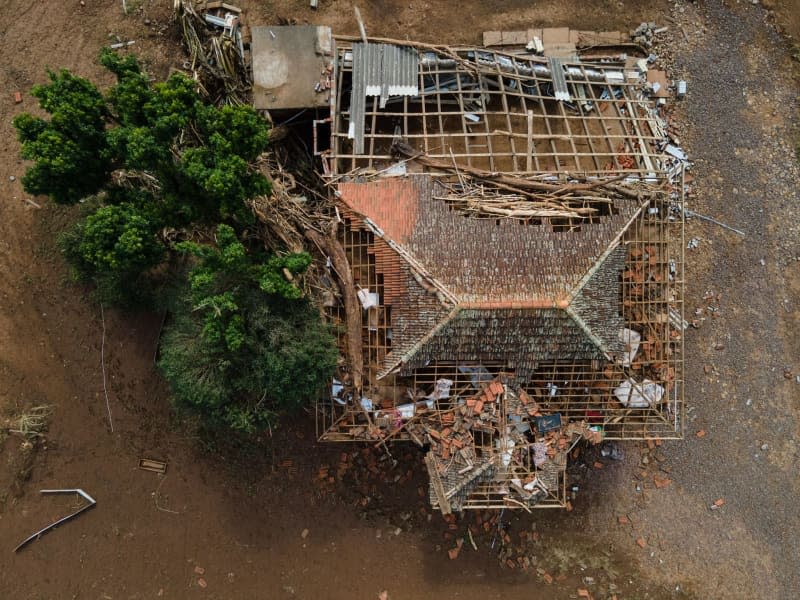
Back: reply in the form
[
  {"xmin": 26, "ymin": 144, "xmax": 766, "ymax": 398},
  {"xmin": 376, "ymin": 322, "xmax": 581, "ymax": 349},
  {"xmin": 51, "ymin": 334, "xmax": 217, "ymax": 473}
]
[{"xmin": 252, "ymin": 25, "xmax": 686, "ymax": 513}]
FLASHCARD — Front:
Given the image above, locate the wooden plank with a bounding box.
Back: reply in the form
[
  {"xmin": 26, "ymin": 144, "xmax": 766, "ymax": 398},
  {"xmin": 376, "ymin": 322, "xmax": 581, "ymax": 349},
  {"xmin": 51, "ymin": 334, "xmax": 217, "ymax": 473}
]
[
  {"xmin": 424, "ymin": 452, "xmax": 452, "ymax": 515},
  {"xmin": 138, "ymin": 458, "xmax": 168, "ymax": 474}
]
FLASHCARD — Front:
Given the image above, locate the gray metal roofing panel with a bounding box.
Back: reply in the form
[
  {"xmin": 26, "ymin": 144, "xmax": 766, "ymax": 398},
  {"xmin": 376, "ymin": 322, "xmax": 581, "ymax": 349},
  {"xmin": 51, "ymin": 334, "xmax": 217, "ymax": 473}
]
[
  {"xmin": 351, "ymin": 42, "xmax": 419, "ymax": 152},
  {"xmin": 548, "ymin": 56, "xmax": 571, "ymax": 101},
  {"xmin": 360, "ymin": 42, "xmax": 419, "ymax": 107},
  {"xmin": 350, "ymin": 42, "xmax": 366, "ymax": 154}
]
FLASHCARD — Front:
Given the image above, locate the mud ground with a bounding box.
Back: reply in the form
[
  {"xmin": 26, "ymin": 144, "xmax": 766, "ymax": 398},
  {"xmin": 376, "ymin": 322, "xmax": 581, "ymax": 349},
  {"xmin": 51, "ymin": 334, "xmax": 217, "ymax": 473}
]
[{"xmin": 1, "ymin": 0, "xmax": 798, "ymax": 598}]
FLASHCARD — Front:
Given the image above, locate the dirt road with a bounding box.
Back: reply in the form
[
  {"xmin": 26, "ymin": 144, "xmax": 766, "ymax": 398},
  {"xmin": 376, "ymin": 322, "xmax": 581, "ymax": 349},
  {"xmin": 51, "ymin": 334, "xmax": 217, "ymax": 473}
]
[{"xmin": 1, "ymin": 1, "xmax": 798, "ymax": 598}]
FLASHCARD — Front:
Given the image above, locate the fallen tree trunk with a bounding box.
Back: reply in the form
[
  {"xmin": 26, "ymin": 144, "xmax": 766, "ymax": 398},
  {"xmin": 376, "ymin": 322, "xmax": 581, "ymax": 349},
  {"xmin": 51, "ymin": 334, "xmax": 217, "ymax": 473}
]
[
  {"xmin": 305, "ymin": 225, "xmax": 363, "ymax": 392},
  {"xmin": 392, "ymin": 140, "xmax": 652, "ymax": 200}
]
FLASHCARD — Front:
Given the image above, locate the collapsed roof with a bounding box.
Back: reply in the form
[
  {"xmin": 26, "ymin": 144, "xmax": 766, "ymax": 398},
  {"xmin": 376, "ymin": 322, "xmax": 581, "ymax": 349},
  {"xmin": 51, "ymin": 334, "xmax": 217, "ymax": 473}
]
[
  {"xmin": 289, "ymin": 30, "xmax": 687, "ymax": 512},
  {"xmin": 337, "ymin": 174, "xmax": 641, "ymax": 380}
]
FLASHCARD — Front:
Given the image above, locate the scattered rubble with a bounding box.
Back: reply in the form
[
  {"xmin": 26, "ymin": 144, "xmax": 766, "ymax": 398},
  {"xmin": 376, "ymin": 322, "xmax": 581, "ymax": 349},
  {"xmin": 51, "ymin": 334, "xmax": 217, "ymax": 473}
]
[{"xmin": 175, "ymin": 0, "xmax": 251, "ymax": 104}]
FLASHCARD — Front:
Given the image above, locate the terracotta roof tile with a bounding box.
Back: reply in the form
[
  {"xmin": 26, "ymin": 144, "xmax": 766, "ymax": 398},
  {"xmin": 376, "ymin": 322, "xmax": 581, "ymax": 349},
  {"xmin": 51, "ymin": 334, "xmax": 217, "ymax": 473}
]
[{"xmin": 337, "ymin": 175, "xmax": 641, "ymax": 377}]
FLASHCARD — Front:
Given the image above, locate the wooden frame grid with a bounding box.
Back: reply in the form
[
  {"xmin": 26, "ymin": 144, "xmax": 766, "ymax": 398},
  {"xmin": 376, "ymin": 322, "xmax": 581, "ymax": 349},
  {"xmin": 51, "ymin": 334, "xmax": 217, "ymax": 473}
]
[
  {"xmin": 328, "ymin": 44, "xmax": 665, "ymax": 176},
  {"xmin": 315, "ymin": 190, "xmax": 685, "ymax": 449}
]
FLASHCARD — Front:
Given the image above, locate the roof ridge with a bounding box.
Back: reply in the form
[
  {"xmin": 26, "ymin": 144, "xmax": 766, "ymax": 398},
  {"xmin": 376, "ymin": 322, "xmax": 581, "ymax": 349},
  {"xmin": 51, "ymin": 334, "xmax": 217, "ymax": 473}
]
[
  {"xmin": 376, "ymin": 306, "xmax": 462, "ymax": 379},
  {"xmin": 361, "ymin": 215, "xmax": 459, "ymax": 306},
  {"xmin": 564, "ymin": 304, "xmax": 613, "ymax": 359},
  {"xmin": 565, "ymin": 200, "xmax": 646, "ymax": 303}
]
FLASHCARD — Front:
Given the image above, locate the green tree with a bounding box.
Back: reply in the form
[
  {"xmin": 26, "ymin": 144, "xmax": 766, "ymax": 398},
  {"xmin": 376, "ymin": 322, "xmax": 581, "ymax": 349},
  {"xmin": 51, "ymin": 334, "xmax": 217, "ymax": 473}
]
[
  {"xmin": 15, "ymin": 50, "xmax": 272, "ymax": 301},
  {"xmin": 159, "ymin": 225, "xmax": 337, "ymax": 433},
  {"xmin": 77, "ymin": 203, "xmax": 164, "ymax": 274},
  {"xmin": 16, "ymin": 51, "xmax": 335, "ymax": 436},
  {"xmin": 13, "ymin": 70, "xmax": 111, "ymax": 204},
  {"xmin": 58, "ymin": 202, "xmax": 164, "ymax": 306},
  {"xmin": 14, "ymin": 49, "xmax": 271, "ymax": 223}
]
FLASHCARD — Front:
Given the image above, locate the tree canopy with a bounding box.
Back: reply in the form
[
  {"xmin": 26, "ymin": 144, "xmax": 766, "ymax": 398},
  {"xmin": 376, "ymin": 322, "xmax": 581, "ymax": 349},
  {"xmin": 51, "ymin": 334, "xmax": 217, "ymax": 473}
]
[
  {"xmin": 14, "ymin": 70, "xmax": 111, "ymax": 204},
  {"xmin": 159, "ymin": 225, "xmax": 337, "ymax": 433},
  {"xmin": 15, "ymin": 48, "xmax": 271, "ymax": 226},
  {"xmin": 14, "ymin": 50, "xmax": 337, "ymax": 434}
]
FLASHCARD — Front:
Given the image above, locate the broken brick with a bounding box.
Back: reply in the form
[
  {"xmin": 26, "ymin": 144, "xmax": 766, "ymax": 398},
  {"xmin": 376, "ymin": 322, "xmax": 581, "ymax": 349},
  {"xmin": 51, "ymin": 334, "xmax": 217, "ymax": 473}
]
[
  {"xmin": 617, "ymin": 515, "xmax": 630, "ymax": 525},
  {"xmin": 653, "ymin": 475, "xmax": 672, "ymax": 489},
  {"xmin": 636, "ymin": 537, "xmax": 646, "ymax": 548}
]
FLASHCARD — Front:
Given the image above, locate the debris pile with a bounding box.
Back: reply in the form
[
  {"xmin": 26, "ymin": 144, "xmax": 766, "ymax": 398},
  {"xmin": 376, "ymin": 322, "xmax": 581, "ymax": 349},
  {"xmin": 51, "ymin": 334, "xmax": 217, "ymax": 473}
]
[
  {"xmin": 328, "ymin": 375, "xmax": 607, "ymax": 511},
  {"xmin": 175, "ymin": 0, "xmax": 251, "ymax": 104},
  {"xmin": 631, "ymin": 22, "xmax": 669, "ymax": 49}
]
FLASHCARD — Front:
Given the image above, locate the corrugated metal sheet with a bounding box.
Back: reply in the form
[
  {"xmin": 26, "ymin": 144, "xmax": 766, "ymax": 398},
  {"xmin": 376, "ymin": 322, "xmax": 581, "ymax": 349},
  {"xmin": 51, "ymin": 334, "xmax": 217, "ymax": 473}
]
[
  {"xmin": 362, "ymin": 42, "xmax": 418, "ymax": 107},
  {"xmin": 548, "ymin": 57, "xmax": 571, "ymax": 101},
  {"xmin": 348, "ymin": 43, "xmax": 367, "ymax": 154},
  {"xmin": 349, "ymin": 42, "xmax": 419, "ymax": 153},
  {"xmin": 366, "ymin": 44, "xmax": 419, "ymax": 108}
]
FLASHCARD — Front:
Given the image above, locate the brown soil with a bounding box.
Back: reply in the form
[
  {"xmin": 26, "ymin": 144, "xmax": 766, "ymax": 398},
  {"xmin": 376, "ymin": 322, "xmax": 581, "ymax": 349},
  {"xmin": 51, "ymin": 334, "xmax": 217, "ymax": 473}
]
[{"xmin": 1, "ymin": 0, "xmax": 799, "ymax": 599}]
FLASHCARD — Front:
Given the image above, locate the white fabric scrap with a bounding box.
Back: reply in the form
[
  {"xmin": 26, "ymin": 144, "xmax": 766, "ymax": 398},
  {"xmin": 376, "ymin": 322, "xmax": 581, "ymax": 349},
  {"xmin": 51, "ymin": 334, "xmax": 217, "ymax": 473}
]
[
  {"xmin": 532, "ymin": 442, "xmax": 548, "ymax": 467},
  {"xmin": 356, "ymin": 288, "xmax": 379, "ymax": 309},
  {"xmin": 395, "ymin": 403, "xmax": 415, "ymax": 420},
  {"xmin": 426, "ymin": 378, "xmax": 453, "ymax": 401},
  {"xmin": 618, "ymin": 328, "xmax": 642, "ymax": 366},
  {"xmin": 614, "ymin": 378, "xmax": 665, "ymax": 408},
  {"xmin": 458, "ymin": 365, "xmax": 492, "ymax": 389},
  {"xmin": 497, "ymin": 437, "xmax": 516, "ymax": 468},
  {"xmin": 332, "ymin": 378, "xmax": 346, "ymax": 405}
]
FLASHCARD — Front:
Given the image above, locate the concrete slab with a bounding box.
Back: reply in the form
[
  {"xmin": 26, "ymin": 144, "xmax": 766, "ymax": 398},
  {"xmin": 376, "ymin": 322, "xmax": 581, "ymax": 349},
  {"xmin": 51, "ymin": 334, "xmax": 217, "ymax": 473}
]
[
  {"xmin": 543, "ymin": 43, "xmax": 577, "ymax": 59},
  {"xmin": 571, "ymin": 30, "xmax": 627, "ymax": 47},
  {"xmin": 527, "ymin": 28, "xmax": 544, "ymax": 43},
  {"xmin": 482, "ymin": 31, "xmax": 502, "ymax": 47},
  {"xmin": 541, "ymin": 27, "xmax": 571, "ymax": 45},
  {"xmin": 251, "ymin": 25, "xmax": 333, "ymax": 110},
  {"xmin": 501, "ymin": 31, "xmax": 529, "ymax": 45}
]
